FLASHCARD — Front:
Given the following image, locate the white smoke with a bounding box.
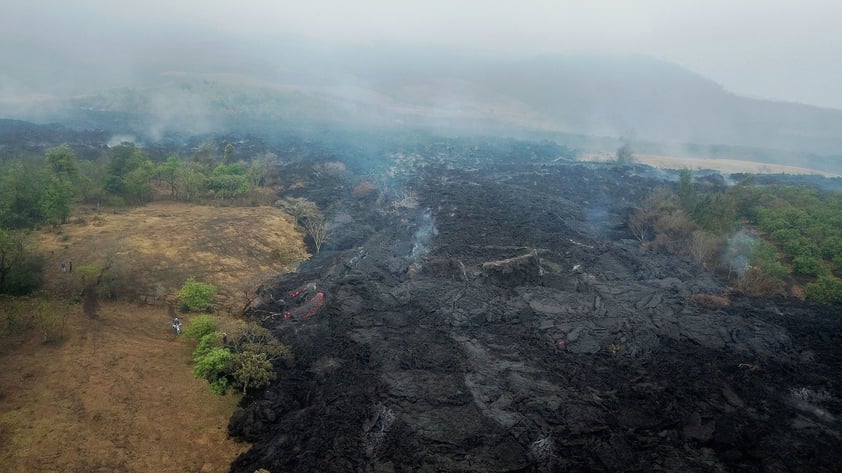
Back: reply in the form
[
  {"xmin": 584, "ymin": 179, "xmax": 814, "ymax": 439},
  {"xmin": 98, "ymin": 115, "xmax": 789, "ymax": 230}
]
[
  {"xmin": 107, "ymin": 134, "xmax": 136, "ymax": 147},
  {"xmin": 722, "ymin": 229, "xmax": 756, "ymax": 277},
  {"xmin": 409, "ymin": 210, "xmax": 438, "ymax": 261}
]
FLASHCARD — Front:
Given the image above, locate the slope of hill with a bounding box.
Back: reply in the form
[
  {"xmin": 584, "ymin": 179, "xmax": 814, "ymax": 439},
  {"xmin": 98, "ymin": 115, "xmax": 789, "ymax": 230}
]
[
  {"xmin": 3, "ymin": 49, "xmax": 841, "ymax": 160},
  {"xmin": 1, "ymin": 201, "xmax": 310, "ymax": 472}
]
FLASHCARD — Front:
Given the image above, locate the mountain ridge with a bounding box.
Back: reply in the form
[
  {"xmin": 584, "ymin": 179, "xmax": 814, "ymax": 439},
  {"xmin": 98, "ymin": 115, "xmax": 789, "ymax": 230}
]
[{"xmin": 1, "ymin": 49, "xmax": 840, "ymax": 159}]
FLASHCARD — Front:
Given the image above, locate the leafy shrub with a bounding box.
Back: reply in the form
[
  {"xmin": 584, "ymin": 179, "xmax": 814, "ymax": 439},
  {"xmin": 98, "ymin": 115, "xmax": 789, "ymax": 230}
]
[
  {"xmin": 178, "ymin": 277, "xmax": 217, "ymax": 312},
  {"xmin": 183, "ymin": 314, "xmax": 219, "ymax": 340},
  {"xmin": 804, "ymin": 275, "xmax": 842, "ymax": 305},
  {"xmin": 192, "ymin": 347, "xmax": 232, "ymax": 394},
  {"xmin": 33, "ymin": 299, "xmax": 70, "ymax": 343},
  {"xmin": 0, "ymin": 297, "xmax": 34, "ymax": 336},
  {"xmin": 194, "ymin": 332, "xmax": 222, "ymax": 357},
  {"xmin": 750, "ymin": 241, "xmax": 789, "ymax": 280},
  {"xmin": 183, "ymin": 316, "xmax": 290, "ymax": 395},
  {"xmin": 792, "ymin": 255, "xmax": 826, "ymax": 277},
  {"xmin": 231, "ymin": 351, "xmax": 277, "ymax": 394},
  {"xmin": 1, "ymin": 254, "xmax": 45, "ymax": 296}
]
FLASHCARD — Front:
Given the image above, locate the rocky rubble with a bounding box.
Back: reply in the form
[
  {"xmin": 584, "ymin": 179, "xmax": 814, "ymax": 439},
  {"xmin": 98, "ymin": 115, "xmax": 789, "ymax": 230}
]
[{"xmin": 229, "ymin": 158, "xmax": 841, "ymax": 472}]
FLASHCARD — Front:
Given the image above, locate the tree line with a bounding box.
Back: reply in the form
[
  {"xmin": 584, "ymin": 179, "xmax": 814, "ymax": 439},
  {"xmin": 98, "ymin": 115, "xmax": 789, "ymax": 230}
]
[
  {"xmin": 629, "ymin": 170, "xmax": 842, "ymax": 305},
  {"xmin": 0, "ymin": 142, "xmax": 280, "ymax": 295}
]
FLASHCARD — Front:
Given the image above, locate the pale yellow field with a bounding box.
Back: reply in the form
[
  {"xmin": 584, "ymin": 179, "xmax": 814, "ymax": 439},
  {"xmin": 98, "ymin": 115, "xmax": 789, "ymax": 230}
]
[
  {"xmin": 38, "ymin": 201, "xmax": 309, "ymax": 308},
  {"xmin": 580, "ymin": 153, "xmax": 838, "ymax": 177}
]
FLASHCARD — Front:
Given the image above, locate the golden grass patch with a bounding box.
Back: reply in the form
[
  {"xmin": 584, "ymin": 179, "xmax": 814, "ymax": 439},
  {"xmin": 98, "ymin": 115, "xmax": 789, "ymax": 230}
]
[{"xmin": 38, "ymin": 201, "xmax": 309, "ymax": 308}]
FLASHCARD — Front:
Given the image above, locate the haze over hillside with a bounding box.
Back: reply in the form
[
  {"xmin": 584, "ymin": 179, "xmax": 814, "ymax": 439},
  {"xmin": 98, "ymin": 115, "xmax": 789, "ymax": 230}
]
[
  {"xmin": 3, "ymin": 44, "xmax": 842, "ymax": 158},
  {"xmin": 1, "ymin": 1, "xmax": 841, "ymax": 168}
]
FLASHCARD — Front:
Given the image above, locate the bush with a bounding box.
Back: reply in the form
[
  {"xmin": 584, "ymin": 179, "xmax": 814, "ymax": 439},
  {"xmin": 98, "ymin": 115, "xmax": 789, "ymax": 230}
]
[
  {"xmin": 178, "ymin": 277, "xmax": 217, "ymax": 312},
  {"xmin": 33, "ymin": 299, "xmax": 70, "ymax": 343},
  {"xmin": 804, "ymin": 275, "xmax": 842, "ymax": 305},
  {"xmin": 1, "ymin": 254, "xmax": 45, "ymax": 295},
  {"xmin": 231, "ymin": 351, "xmax": 277, "ymax": 394},
  {"xmin": 0, "ymin": 297, "xmax": 33, "ymax": 337},
  {"xmin": 194, "ymin": 331, "xmax": 222, "ymax": 357},
  {"xmin": 192, "ymin": 346, "xmax": 232, "ymax": 394},
  {"xmin": 184, "ymin": 316, "xmax": 291, "ymax": 395},
  {"xmin": 183, "ymin": 314, "xmax": 219, "ymax": 340},
  {"xmin": 792, "ymin": 255, "xmax": 826, "ymax": 277},
  {"xmin": 750, "ymin": 241, "xmax": 789, "ymax": 280}
]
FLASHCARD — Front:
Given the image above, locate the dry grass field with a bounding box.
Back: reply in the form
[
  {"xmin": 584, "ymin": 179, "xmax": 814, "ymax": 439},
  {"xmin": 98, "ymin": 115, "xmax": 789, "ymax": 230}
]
[
  {"xmin": 38, "ymin": 202, "xmax": 309, "ymax": 308},
  {"xmin": 0, "ymin": 201, "xmax": 309, "ymax": 473},
  {"xmin": 579, "ymin": 153, "xmax": 839, "ymax": 177}
]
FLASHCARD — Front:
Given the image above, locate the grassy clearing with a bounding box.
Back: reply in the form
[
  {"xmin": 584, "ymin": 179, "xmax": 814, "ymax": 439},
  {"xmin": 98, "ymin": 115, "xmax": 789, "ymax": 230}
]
[
  {"xmin": 0, "ymin": 303, "xmax": 249, "ymax": 473},
  {"xmin": 38, "ymin": 201, "xmax": 309, "ymax": 309},
  {"xmin": 0, "ymin": 201, "xmax": 309, "ymax": 472}
]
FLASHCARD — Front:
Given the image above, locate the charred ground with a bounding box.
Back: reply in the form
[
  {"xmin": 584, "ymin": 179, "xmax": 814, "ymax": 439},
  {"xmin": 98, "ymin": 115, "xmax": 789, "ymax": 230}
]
[{"xmin": 228, "ymin": 148, "xmax": 842, "ymax": 472}]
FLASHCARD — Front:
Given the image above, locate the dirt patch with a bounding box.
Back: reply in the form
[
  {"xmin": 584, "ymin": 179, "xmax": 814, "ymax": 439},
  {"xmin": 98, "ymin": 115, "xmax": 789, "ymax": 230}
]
[{"xmin": 0, "ymin": 302, "xmax": 249, "ymax": 473}]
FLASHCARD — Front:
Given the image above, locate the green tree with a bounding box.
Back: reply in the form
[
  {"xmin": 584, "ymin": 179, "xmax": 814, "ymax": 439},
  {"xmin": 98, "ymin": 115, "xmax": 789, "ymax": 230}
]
[
  {"xmin": 183, "ymin": 314, "xmax": 219, "ymax": 339},
  {"xmin": 750, "ymin": 240, "xmax": 789, "ymax": 280},
  {"xmin": 0, "ymin": 229, "xmax": 28, "ymax": 292},
  {"xmin": 207, "ymin": 164, "xmax": 249, "ymax": 200},
  {"xmin": 105, "ymin": 143, "xmax": 137, "ymax": 194},
  {"xmin": 158, "ymin": 154, "xmax": 182, "ymax": 197},
  {"xmin": 0, "ymin": 160, "xmax": 49, "ymax": 228},
  {"xmin": 0, "ymin": 229, "xmax": 42, "ymax": 295},
  {"xmin": 228, "ymin": 322, "xmax": 292, "ymax": 362},
  {"xmin": 174, "ymin": 161, "xmax": 207, "ymax": 202},
  {"xmin": 105, "ymin": 143, "xmax": 154, "ymax": 203},
  {"xmin": 804, "ymin": 275, "xmax": 842, "ymax": 305},
  {"xmin": 230, "ymin": 351, "xmax": 276, "ymax": 394},
  {"xmin": 178, "ymin": 277, "xmax": 217, "ymax": 312},
  {"xmin": 123, "ymin": 161, "xmax": 155, "ymax": 204},
  {"xmin": 247, "ymin": 152, "xmax": 276, "ymax": 189},
  {"xmin": 192, "ymin": 346, "xmax": 232, "ymax": 394},
  {"xmin": 45, "ymin": 145, "xmax": 79, "ymax": 181},
  {"xmin": 793, "ymin": 255, "xmax": 826, "ymax": 277},
  {"xmin": 78, "ymin": 159, "xmax": 108, "ymax": 209},
  {"xmin": 40, "ymin": 177, "xmax": 74, "ymax": 225}
]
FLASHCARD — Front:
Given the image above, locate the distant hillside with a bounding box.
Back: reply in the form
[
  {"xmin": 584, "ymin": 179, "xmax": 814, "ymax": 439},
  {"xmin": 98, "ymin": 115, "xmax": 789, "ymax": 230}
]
[
  {"xmin": 1, "ymin": 46, "xmax": 840, "ymax": 164},
  {"xmin": 0, "ymin": 119, "xmax": 109, "ymax": 157}
]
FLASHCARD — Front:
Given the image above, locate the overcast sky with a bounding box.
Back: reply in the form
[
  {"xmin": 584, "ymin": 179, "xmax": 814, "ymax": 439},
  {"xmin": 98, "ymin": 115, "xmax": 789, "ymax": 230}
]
[{"xmin": 3, "ymin": 0, "xmax": 842, "ymax": 110}]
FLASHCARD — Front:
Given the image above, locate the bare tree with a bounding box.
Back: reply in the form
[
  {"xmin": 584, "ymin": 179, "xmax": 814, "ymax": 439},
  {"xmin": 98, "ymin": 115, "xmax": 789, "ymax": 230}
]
[
  {"xmin": 628, "ymin": 208, "xmax": 655, "ymax": 244},
  {"xmin": 627, "ymin": 187, "xmax": 674, "ymax": 244},
  {"xmin": 689, "ymin": 230, "xmax": 721, "ymax": 268},
  {"xmin": 302, "ymin": 216, "xmax": 330, "ymax": 254},
  {"xmin": 237, "ymin": 272, "xmax": 275, "ymax": 316},
  {"xmin": 279, "ymin": 197, "xmax": 320, "ymax": 229}
]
